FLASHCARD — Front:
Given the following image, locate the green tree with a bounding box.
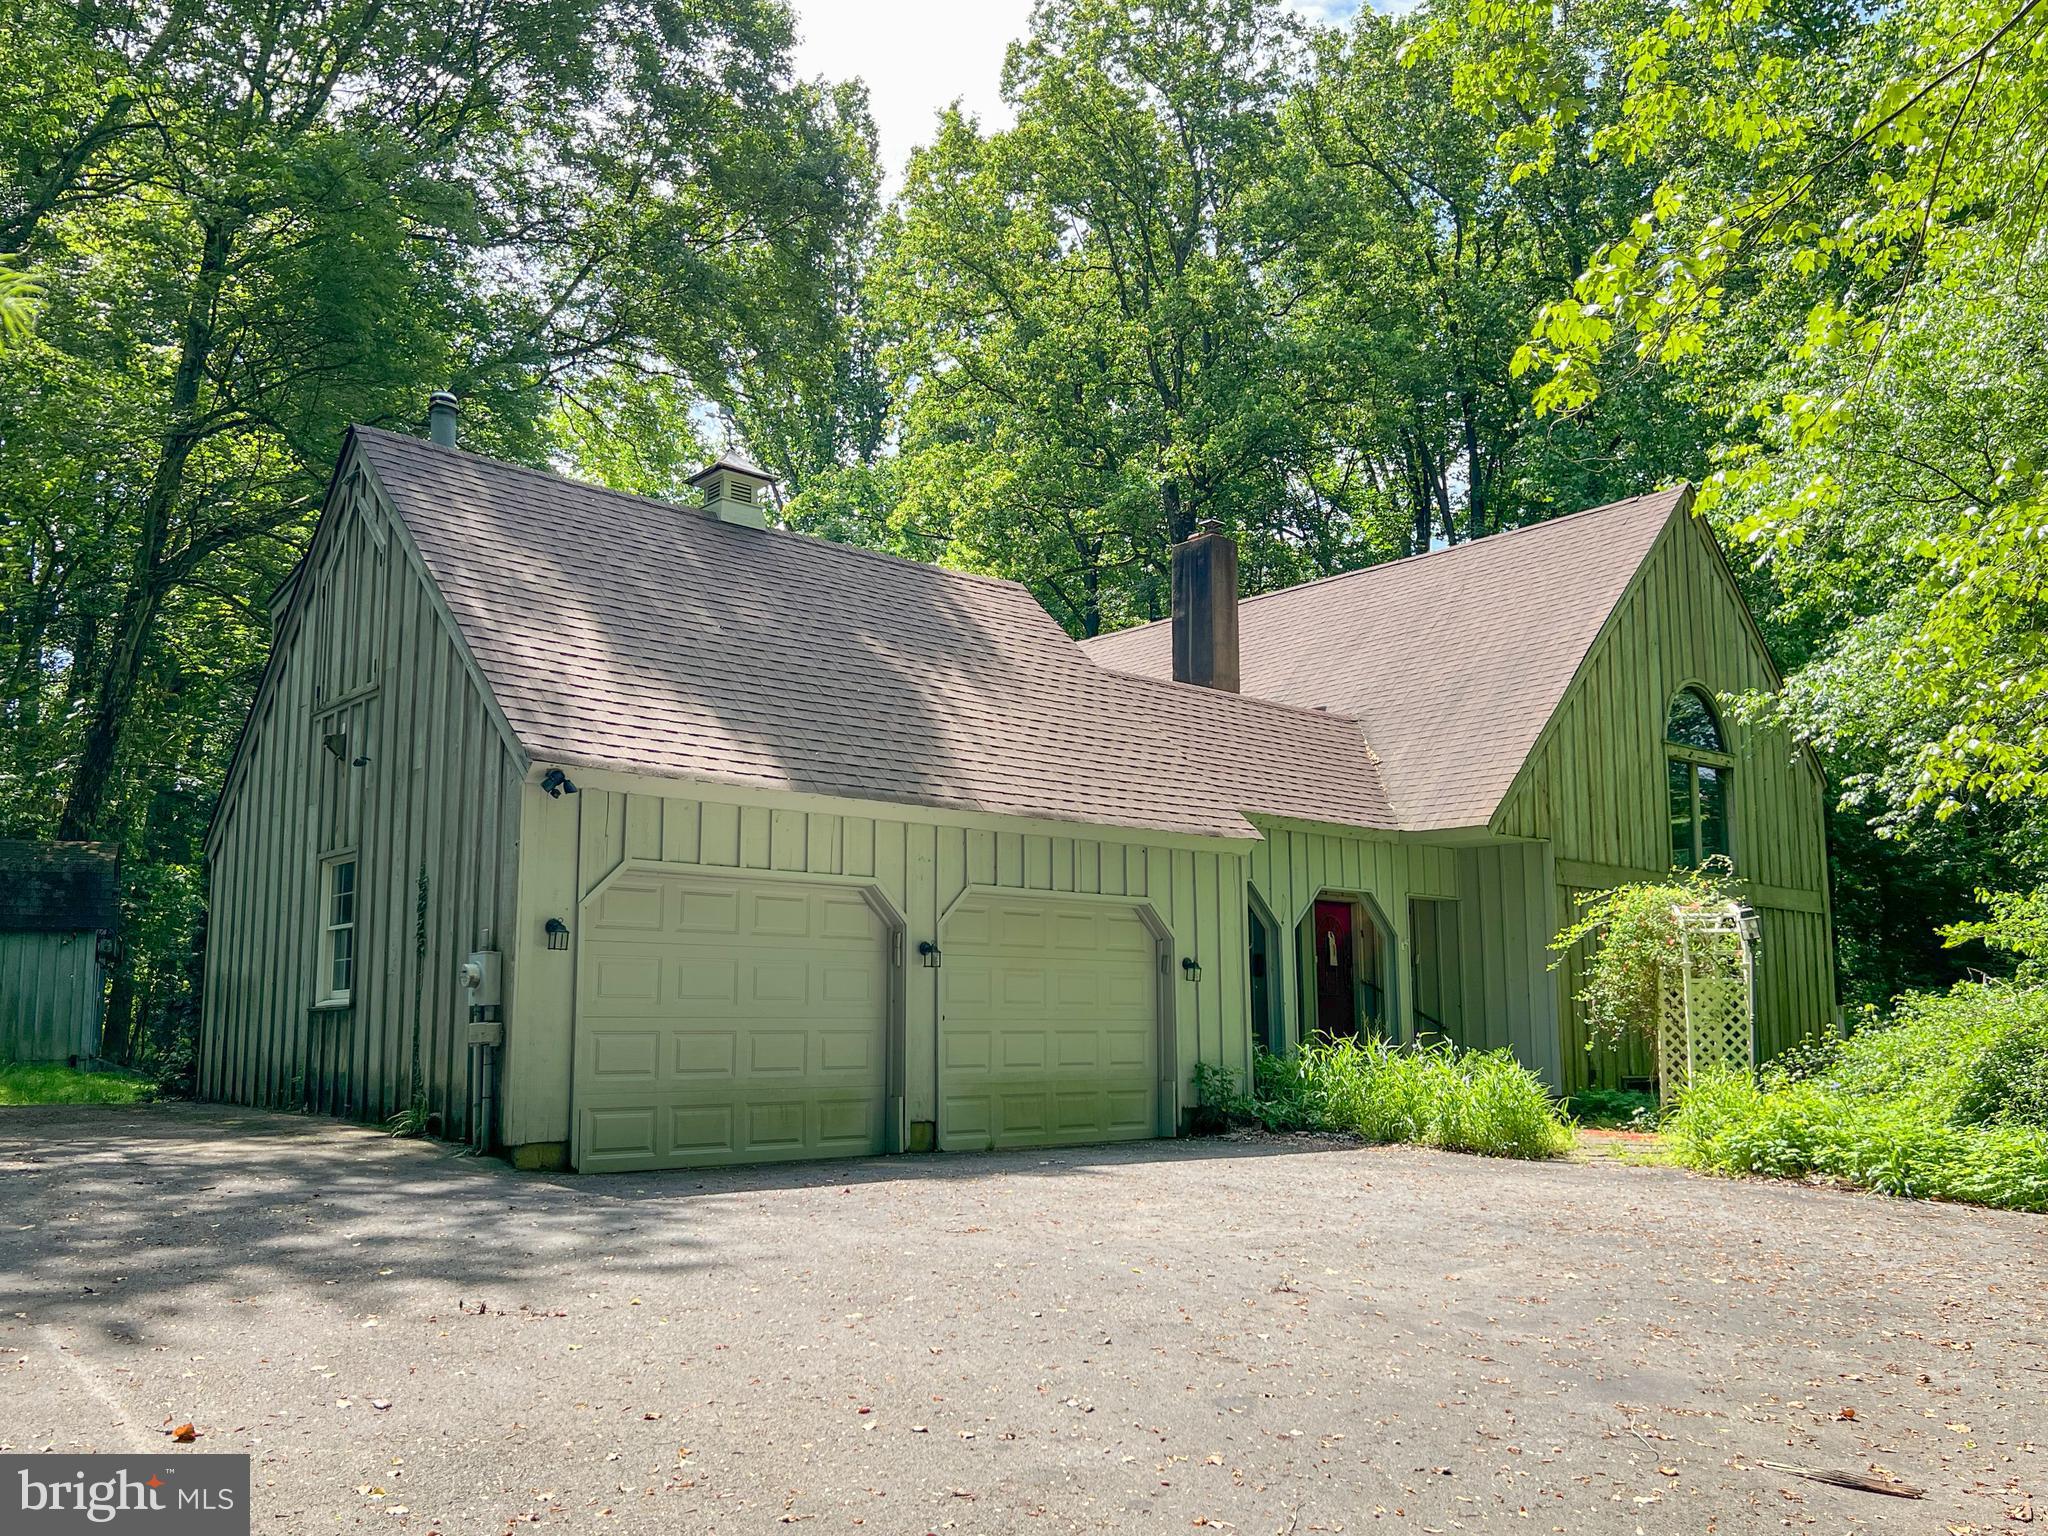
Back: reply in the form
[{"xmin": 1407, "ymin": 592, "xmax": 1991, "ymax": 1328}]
[
  {"xmin": 878, "ymin": 0, "xmax": 1358, "ymax": 635},
  {"xmin": 1280, "ymin": 4, "xmax": 1703, "ymax": 550},
  {"xmin": 1, "ymin": 0, "xmax": 876, "ymax": 1063}
]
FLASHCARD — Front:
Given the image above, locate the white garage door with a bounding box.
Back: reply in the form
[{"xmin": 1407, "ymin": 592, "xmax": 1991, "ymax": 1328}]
[
  {"xmin": 574, "ymin": 872, "xmax": 889, "ymax": 1172},
  {"xmin": 939, "ymin": 895, "xmax": 1160, "ymax": 1151}
]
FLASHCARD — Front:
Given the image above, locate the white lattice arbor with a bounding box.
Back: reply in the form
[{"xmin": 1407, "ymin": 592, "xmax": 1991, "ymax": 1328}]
[{"xmin": 1657, "ymin": 902, "xmax": 1759, "ymax": 1104}]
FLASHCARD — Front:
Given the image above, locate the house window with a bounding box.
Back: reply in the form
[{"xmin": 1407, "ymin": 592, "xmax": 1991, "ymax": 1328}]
[
  {"xmin": 1666, "ymin": 687, "xmax": 1732, "ymax": 869},
  {"xmin": 320, "ymin": 856, "xmax": 357, "ymax": 1004}
]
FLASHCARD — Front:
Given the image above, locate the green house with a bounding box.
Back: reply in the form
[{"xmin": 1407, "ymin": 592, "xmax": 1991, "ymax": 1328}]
[{"xmin": 202, "ymin": 407, "xmax": 1834, "ymax": 1171}]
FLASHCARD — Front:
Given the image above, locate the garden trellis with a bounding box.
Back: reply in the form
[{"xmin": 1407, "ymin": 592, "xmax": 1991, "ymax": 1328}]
[{"xmin": 1658, "ymin": 902, "xmax": 1759, "ymax": 1105}]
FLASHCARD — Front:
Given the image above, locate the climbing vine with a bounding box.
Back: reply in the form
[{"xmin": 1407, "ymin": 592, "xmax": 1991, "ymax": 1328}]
[{"xmin": 1551, "ymin": 860, "xmax": 1745, "ymax": 1051}]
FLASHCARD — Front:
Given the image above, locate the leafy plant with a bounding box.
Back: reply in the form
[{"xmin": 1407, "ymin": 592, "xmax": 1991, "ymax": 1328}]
[
  {"xmin": 1943, "ymin": 887, "xmax": 2048, "ymax": 985},
  {"xmin": 1563, "ymin": 1087, "xmax": 1661, "ymax": 1131},
  {"xmin": 1204, "ymin": 1038, "xmax": 1572, "ymax": 1160},
  {"xmin": 1550, "ymin": 860, "xmax": 1744, "ymax": 1050},
  {"xmin": 1668, "ymin": 980, "xmax": 2048, "ymax": 1210}
]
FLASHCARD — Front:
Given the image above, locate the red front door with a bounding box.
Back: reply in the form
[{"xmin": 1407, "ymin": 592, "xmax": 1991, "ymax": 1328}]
[{"xmin": 1312, "ymin": 899, "xmax": 1357, "ymax": 1038}]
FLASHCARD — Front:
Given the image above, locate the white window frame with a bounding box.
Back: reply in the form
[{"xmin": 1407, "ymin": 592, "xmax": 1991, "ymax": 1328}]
[{"xmin": 318, "ymin": 853, "xmax": 358, "ymax": 1006}]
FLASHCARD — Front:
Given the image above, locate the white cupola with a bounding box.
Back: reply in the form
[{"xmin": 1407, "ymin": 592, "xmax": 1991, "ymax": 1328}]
[{"xmin": 687, "ymin": 452, "xmax": 778, "ymax": 529}]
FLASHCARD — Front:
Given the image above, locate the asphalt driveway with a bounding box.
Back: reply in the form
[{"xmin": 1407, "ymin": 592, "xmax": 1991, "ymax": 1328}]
[{"xmin": 2, "ymin": 1105, "xmax": 2042, "ymax": 1533}]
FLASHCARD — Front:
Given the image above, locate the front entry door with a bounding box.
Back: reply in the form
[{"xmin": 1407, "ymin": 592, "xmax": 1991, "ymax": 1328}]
[{"xmin": 1312, "ymin": 899, "xmax": 1357, "ymax": 1038}]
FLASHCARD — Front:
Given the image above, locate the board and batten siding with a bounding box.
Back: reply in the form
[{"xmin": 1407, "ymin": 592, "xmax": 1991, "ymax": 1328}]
[
  {"xmin": 502, "ymin": 776, "xmax": 1259, "ymax": 1152},
  {"xmin": 1451, "ymin": 842, "xmax": 1563, "ymax": 1087},
  {"xmin": 201, "ymin": 452, "xmax": 524, "ymax": 1135},
  {"xmin": 1493, "ymin": 506, "xmax": 1836, "ymax": 1090},
  {"xmin": 1243, "ymin": 820, "xmax": 1458, "ymax": 1054},
  {"xmin": 0, "ymin": 930, "xmax": 104, "ymax": 1061}
]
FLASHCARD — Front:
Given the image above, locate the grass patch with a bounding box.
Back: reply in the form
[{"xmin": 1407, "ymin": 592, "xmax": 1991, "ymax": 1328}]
[
  {"xmin": 1200, "ymin": 1038, "xmax": 1573, "ymax": 1160},
  {"xmin": 1667, "ymin": 982, "xmax": 2048, "ymax": 1212},
  {"xmin": 0, "ymin": 1061, "xmax": 155, "ymax": 1106}
]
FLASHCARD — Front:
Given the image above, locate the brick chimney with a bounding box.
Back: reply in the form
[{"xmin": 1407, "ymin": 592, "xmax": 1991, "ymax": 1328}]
[{"xmin": 1170, "ymin": 519, "xmax": 1240, "ymax": 693}]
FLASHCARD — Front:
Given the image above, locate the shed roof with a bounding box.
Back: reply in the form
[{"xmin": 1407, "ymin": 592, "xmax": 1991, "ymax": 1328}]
[
  {"xmin": 1081, "ymin": 489, "xmax": 1688, "ymax": 830},
  {"xmin": 351, "ymin": 429, "xmax": 1395, "ymax": 840},
  {"xmin": 0, "ymin": 840, "xmax": 120, "ymax": 933}
]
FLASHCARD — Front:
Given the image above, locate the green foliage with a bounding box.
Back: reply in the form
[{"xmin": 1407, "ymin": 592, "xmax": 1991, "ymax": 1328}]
[
  {"xmin": 0, "ymin": 0, "xmax": 878, "ymax": 1072},
  {"xmin": 1944, "ymin": 887, "xmax": 2048, "ymax": 985},
  {"xmin": 1549, "ymin": 861, "xmax": 1744, "ymax": 1049},
  {"xmin": 0, "ymin": 1062, "xmax": 153, "ymax": 1106},
  {"xmin": 1205, "ymin": 1038, "xmax": 1573, "ymax": 1159},
  {"xmin": 0, "ymin": 256, "xmax": 38, "ymax": 345},
  {"xmin": 1563, "ymin": 1086, "xmax": 1661, "ymax": 1130},
  {"xmin": 1668, "ymin": 982, "xmax": 2048, "ymax": 1210}
]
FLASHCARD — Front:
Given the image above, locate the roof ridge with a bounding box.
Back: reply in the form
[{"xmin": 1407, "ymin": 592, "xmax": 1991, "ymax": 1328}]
[
  {"xmin": 1083, "ymin": 485, "xmax": 1690, "ymax": 646},
  {"xmin": 1092, "ymin": 662, "xmax": 1369, "ymax": 733},
  {"xmin": 350, "ymin": 426, "xmax": 1026, "ymax": 596}
]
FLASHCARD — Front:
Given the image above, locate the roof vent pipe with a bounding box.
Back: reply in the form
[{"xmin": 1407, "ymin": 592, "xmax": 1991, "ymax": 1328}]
[
  {"xmin": 1170, "ymin": 518, "xmax": 1240, "ymax": 693},
  {"xmin": 427, "ymin": 391, "xmax": 459, "ymax": 448}
]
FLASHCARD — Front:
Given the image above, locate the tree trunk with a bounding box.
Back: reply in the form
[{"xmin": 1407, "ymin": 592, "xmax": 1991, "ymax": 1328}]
[
  {"xmin": 1462, "ymin": 391, "xmax": 1486, "ymax": 542},
  {"xmin": 55, "ymin": 214, "xmax": 234, "ymax": 840}
]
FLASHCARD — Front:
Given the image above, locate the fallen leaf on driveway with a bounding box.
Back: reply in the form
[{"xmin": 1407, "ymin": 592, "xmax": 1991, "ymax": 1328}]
[{"xmin": 169, "ymin": 1423, "xmax": 198, "ymax": 1443}]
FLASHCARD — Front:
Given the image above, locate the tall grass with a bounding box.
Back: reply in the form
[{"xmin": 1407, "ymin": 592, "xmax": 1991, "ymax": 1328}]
[
  {"xmin": 1205, "ymin": 1037, "xmax": 1573, "ymax": 1160},
  {"xmin": 1667, "ymin": 982, "xmax": 2048, "ymax": 1211}
]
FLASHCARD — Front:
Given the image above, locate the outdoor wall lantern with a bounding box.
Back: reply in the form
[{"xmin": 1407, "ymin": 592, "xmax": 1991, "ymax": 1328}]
[
  {"xmin": 1181, "ymin": 956, "xmax": 1202, "ymax": 982},
  {"xmin": 917, "ymin": 940, "xmax": 941, "ymax": 969},
  {"xmin": 544, "ymin": 917, "xmax": 571, "ymax": 951}
]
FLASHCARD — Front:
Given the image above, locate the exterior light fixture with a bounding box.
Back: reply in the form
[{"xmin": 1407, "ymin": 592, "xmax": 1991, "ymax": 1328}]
[
  {"xmin": 917, "ymin": 940, "xmax": 941, "ymax": 969},
  {"xmin": 544, "ymin": 917, "xmax": 571, "ymax": 951},
  {"xmin": 541, "ymin": 768, "xmax": 578, "ymax": 798},
  {"xmin": 1181, "ymin": 956, "xmax": 1202, "ymax": 982}
]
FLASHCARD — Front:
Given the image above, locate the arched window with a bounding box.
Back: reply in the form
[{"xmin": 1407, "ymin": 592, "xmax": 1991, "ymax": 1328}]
[{"xmin": 1666, "ymin": 687, "xmax": 1732, "ymax": 869}]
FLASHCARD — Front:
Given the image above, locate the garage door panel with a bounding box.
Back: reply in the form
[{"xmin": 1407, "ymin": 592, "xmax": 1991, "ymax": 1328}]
[
  {"xmin": 590, "ymin": 954, "xmax": 661, "ymax": 1004},
  {"xmin": 586, "ymin": 1107, "xmax": 658, "ymax": 1159},
  {"xmin": 676, "ymin": 888, "xmax": 739, "ymax": 933},
  {"xmin": 821, "ymin": 962, "xmax": 877, "ymax": 1006},
  {"xmin": 576, "ymin": 874, "xmax": 890, "ymax": 1172},
  {"xmin": 1055, "ymin": 1030, "xmax": 1100, "ymax": 1069},
  {"xmin": 671, "ymin": 1104, "xmax": 736, "ymax": 1155},
  {"xmin": 673, "ymin": 1035, "xmax": 735, "ymax": 1078},
  {"xmin": 1106, "ymin": 1088, "xmax": 1152, "ymax": 1133},
  {"xmin": 593, "ymin": 884, "xmax": 664, "ymax": 930},
  {"xmin": 748, "ymin": 892, "xmax": 811, "ymax": 936},
  {"xmin": 591, "ymin": 1031, "xmax": 658, "ymax": 1080},
  {"xmin": 944, "ymin": 1029, "xmax": 991, "ymax": 1070},
  {"xmin": 939, "ymin": 894, "xmax": 1159, "ymax": 1152},
  {"xmin": 673, "ymin": 957, "xmax": 738, "ymax": 1003}
]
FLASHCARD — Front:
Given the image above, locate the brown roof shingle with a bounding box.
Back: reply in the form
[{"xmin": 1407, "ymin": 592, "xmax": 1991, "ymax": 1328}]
[
  {"xmin": 353, "ymin": 429, "xmax": 1395, "ymax": 840},
  {"xmin": 1081, "ymin": 490, "xmax": 1688, "ymax": 830}
]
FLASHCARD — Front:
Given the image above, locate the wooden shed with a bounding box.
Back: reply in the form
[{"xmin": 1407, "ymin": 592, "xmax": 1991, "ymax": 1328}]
[{"xmin": 0, "ymin": 840, "xmax": 120, "ymax": 1063}]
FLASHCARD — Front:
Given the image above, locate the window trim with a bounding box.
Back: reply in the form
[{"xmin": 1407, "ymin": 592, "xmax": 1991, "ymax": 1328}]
[{"xmin": 317, "ymin": 851, "xmax": 358, "ymax": 1008}]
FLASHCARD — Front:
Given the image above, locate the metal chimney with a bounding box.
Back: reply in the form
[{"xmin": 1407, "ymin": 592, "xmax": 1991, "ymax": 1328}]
[{"xmin": 427, "ymin": 391, "xmax": 459, "ymax": 448}]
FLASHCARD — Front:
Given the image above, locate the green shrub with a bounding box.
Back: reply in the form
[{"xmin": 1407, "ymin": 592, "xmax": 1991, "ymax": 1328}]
[
  {"xmin": 1667, "ymin": 981, "xmax": 2048, "ymax": 1211},
  {"xmin": 1563, "ymin": 1087, "xmax": 1661, "ymax": 1129},
  {"xmin": 1206, "ymin": 1038, "xmax": 1573, "ymax": 1160}
]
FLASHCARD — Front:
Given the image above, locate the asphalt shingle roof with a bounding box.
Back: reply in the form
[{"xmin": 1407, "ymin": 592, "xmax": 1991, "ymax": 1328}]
[
  {"xmin": 1081, "ymin": 489, "xmax": 1688, "ymax": 830},
  {"xmin": 352, "ymin": 429, "xmax": 1396, "ymax": 841}
]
